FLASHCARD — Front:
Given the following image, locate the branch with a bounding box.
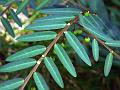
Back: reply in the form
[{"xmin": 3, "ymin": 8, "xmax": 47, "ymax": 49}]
[
  {"xmin": 0, "ymin": 4, "xmax": 12, "ymax": 16},
  {"xmin": 19, "ymin": 16, "xmax": 79, "ymax": 90},
  {"xmin": 77, "ymin": 23, "xmax": 120, "ymax": 60}
]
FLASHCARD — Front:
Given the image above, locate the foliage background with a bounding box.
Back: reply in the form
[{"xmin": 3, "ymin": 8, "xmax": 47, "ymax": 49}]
[{"xmin": 0, "ymin": 0, "xmax": 120, "ymax": 90}]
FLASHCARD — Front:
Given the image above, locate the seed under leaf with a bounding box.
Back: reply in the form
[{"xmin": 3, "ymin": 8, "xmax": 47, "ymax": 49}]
[
  {"xmin": 92, "ymin": 39, "xmax": 99, "ymax": 61},
  {"xmin": 84, "ymin": 11, "xmax": 91, "ymax": 16},
  {"xmin": 44, "ymin": 57, "xmax": 64, "ymax": 88},
  {"xmin": 104, "ymin": 53, "xmax": 113, "ymax": 77},
  {"xmin": 0, "ymin": 78, "xmax": 24, "ymax": 90},
  {"xmin": 33, "ymin": 72, "xmax": 49, "ymax": 90}
]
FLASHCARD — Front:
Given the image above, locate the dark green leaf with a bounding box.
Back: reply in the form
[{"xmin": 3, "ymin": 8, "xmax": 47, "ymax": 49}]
[
  {"xmin": 6, "ymin": 45, "xmax": 46, "ymax": 62},
  {"xmin": 92, "ymin": 39, "xmax": 99, "ymax": 61},
  {"xmin": 5, "ymin": 0, "xmax": 16, "ymax": 5},
  {"xmin": 34, "ymin": 15, "xmax": 75, "ymax": 23},
  {"xmin": 54, "ymin": 44, "xmax": 77, "ymax": 77},
  {"xmin": 16, "ymin": 0, "xmax": 29, "ymax": 14},
  {"xmin": 0, "ymin": 58, "xmax": 36, "ymax": 72},
  {"xmin": 0, "ymin": 78, "xmax": 24, "ymax": 90},
  {"xmin": 64, "ymin": 31, "xmax": 91, "ymax": 66},
  {"xmin": 1, "ymin": 17, "xmax": 15, "ymax": 37},
  {"xmin": 9, "ymin": 9, "xmax": 22, "ymax": 27},
  {"xmin": 36, "ymin": 0, "xmax": 50, "ymax": 10},
  {"xmin": 40, "ymin": 8, "xmax": 81, "ymax": 15},
  {"xmin": 25, "ymin": 21, "xmax": 66, "ymax": 31},
  {"xmin": 44, "ymin": 57, "xmax": 64, "ymax": 88},
  {"xmin": 105, "ymin": 41, "xmax": 120, "ymax": 47},
  {"xmin": 104, "ymin": 53, "xmax": 113, "ymax": 77},
  {"xmin": 33, "ymin": 72, "xmax": 49, "ymax": 90},
  {"xmin": 16, "ymin": 31, "xmax": 57, "ymax": 42},
  {"xmin": 79, "ymin": 14, "xmax": 112, "ymax": 41}
]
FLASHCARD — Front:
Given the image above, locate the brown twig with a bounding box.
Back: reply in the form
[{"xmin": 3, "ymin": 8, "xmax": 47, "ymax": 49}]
[
  {"xmin": 81, "ymin": 27, "xmax": 120, "ymax": 60},
  {"xmin": 19, "ymin": 16, "xmax": 79, "ymax": 90},
  {"xmin": 0, "ymin": 4, "xmax": 12, "ymax": 16},
  {"xmin": 76, "ymin": 22, "xmax": 120, "ymax": 60}
]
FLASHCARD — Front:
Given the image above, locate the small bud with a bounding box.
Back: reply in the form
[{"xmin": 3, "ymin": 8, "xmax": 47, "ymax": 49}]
[
  {"xmin": 85, "ymin": 37, "xmax": 90, "ymax": 43},
  {"xmin": 84, "ymin": 11, "xmax": 91, "ymax": 16},
  {"xmin": 42, "ymin": 55, "xmax": 45, "ymax": 58},
  {"xmin": 37, "ymin": 61, "xmax": 41, "ymax": 64},
  {"xmin": 111, "ymin": 51, "xmax": 114, "ymax": 54},
  {"xmin": 67, "ymin": 23, "xmax": 71, "ymax": 26}
]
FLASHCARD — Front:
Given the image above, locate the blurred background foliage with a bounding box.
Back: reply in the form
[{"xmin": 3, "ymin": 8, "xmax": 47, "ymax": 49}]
[{"xmin": 0, "ymin": 0, "xmax": 120, "ymax": 90}]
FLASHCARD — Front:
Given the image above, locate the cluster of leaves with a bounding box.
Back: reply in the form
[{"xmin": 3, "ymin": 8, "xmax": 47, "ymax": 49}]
[{"xmin": 0, "ymin": 0, "xmax": 120, "ymax": 90}]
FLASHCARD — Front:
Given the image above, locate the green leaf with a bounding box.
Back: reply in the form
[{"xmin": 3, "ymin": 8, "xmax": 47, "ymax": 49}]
[
  {"xmin": 33, "ymin": 72, "xmax": 49, "ymax": 90},
  {"xmin": 105, "ymin": 41, "xmax": 120, "ymax": 47},
  {"xmin": 9, "ymin": 9, "xmax": 22, "ymax": 27},
  {"xmin": 34, "ymin": 15, "xmax": 75, "ymax": 23},
  {"xmin": 0, "ymin": 78, "xmax": 24, "ymax": 90},
  {"xmin": 54, "ymin": 44, "xmax": 77, "ymax": 77},
  {"xmin": 40, "ymin": 8, "xmax": 81, "ymax": 15},
  {"xmin": 16, "ymin": 0, "xmax": 29, "ymax": 14},
  {"xmin": 6, "ymin": 45, "xmax": 46, "ymax": 62},
  {"xmin": 111, "ymin": 0, "xmax": 120, "ymax": 6},
  {"xmin": 92, "ymin": 39, "xmax": 99, "ymax": 61},
  {"xmin": 25, "ymin": 21, "xmax": 66, "ymax": 31},
  {"xmin": 0, "ymin": 58, "xmax": 36, "ymax": 72},
  {"xmin": 36, "ymin": 0, "xmax": 50, "ymax": 10},
  {"xmin": 79, "ymin": 14, "xmax": 112, "ymax": 41},
  {"xmin": 104, "ymin": 53, "xmax": 113, "ymax": 77},
  {"xmin": 64, "ymin": 31, "xmax": 91, "ymax": 66},
  {"xmin": 44, "ymin": 57, "xmax": 64, "ymax": 88},
  {"xmin": 16, "ymin": 31, "xmax": 57, "ymax": 42},
  {"xmin": 5, "ymin": 0, "xmax": 16, "ymax": 5},
  {"xmin": 1, "ymin": 17, "xmax": 15, "ymax": 37}
]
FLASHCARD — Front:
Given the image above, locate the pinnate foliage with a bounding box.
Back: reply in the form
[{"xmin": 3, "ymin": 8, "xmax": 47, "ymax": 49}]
[{"xmin": 0, "ymin": 0, "xmax": 120, "ymax": 90}]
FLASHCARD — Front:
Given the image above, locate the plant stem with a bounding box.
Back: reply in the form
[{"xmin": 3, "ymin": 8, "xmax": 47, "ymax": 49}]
[
  {"xmin": 0, "ymin": 4, "xmax": 12, "ymax": 16},
  {"xmin": 77, "ymin": 23, "xmax": 120, "ymax": 60},
  {"xmin": 90, "ymin": 34, "xmax": 120, "ymax": 60},
  {"xmin": 19, "ymin": 16, "xmax": 79, "ymax": 90}
]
